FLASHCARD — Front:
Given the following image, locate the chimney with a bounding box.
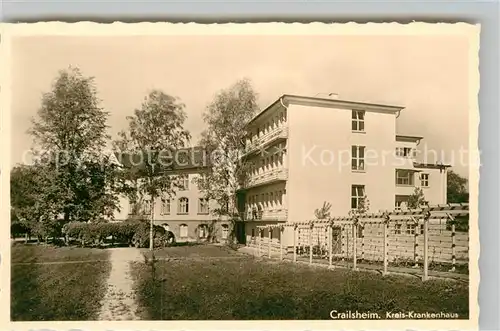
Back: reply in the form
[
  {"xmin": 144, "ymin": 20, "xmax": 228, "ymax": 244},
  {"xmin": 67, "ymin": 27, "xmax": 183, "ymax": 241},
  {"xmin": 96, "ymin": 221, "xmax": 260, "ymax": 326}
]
[{"xmin": 315, "ymin": 92, "xmax": 340, "ymax": 99}]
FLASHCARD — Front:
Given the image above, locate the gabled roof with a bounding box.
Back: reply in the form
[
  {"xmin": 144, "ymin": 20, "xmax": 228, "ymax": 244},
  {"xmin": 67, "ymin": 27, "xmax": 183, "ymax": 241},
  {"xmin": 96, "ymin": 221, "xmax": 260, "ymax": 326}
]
[{"xmin": 114, "ymin": 146, "xmax": 210, "ymax": 176}]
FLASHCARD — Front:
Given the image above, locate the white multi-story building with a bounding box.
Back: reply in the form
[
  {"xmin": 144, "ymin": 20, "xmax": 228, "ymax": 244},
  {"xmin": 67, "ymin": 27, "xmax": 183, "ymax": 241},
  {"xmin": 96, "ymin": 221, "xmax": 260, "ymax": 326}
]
[{"xmin": 237, "ymin": 94, "xmax": 449, "ymax": 246}]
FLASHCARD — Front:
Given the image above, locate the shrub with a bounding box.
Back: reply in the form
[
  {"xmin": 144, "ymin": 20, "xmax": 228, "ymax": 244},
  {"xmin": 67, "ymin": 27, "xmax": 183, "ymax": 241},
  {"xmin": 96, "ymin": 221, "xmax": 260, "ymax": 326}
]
[
  {"xmin": 62, "ymin": 220, "xmax": 148, "ymax": 247},
  {"xmin": 132, "ymin": 223, "xmax": 166, "ymax": 248}
]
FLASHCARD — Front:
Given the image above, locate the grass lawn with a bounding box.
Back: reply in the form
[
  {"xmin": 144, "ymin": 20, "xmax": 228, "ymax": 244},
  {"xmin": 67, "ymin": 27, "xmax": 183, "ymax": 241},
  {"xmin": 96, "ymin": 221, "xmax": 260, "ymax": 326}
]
[
  {"xmin": 132, "ymin": 246, "xmax": 469, "ymax": 320},
  {"xmin": 11, "ymin": 245, "xmax": 111, "ymax": 321}
]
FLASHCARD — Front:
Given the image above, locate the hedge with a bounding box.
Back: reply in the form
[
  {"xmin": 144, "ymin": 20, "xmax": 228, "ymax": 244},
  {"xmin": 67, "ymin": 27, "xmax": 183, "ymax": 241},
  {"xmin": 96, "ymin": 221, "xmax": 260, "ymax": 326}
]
[{"xmin": 62, "ymin": 220, "xmax": 168, "ymax": 247}]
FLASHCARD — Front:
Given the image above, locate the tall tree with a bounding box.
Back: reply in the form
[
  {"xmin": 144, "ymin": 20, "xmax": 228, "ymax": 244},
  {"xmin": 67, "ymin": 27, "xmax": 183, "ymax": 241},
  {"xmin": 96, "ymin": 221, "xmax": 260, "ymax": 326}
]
[
  {"xmin": 447, "ymin": 170, "xmax": 469, "ymax": 203},
  {"xmin": 29, "ymin": 67, "xmax": 115, "ymax": 224},
  {"xmin": 11, "ymin": 162, "xmax": 65, "ymax": 242},
  {"xmin": 114, "ymin": 90, "xmax": 191, "ymax": 250},
  {"xmin": 195, "ymin": 78, "xmax": 259, "ymax": 242}
]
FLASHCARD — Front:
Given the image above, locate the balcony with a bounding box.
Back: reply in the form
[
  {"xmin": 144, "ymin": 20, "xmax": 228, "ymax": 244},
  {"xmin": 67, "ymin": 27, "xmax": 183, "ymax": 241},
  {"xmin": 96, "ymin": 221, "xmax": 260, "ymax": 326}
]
[
  {"xmin": 245, "ymin": 168, "xmax": 288, "ymax": 189},
  {"xmin": 245, "ymin": 208, "xmax": 288, "ymax": 221},
  {"xmin": 243, "ymin": 126, "xmax": 288, "ymax": 157}
]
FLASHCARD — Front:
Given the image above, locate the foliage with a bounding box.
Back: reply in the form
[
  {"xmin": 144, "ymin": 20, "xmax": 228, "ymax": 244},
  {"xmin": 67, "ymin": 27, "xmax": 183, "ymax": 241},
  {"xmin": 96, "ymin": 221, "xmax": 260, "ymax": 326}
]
[
  {"xmin": 407, "ymin": 187, "xmax": 428, "ymax": 209},
  {"xmin": 11, "ymin": 163, "xmax": 66, "ymax": 240},
  {"xmin": 61, "ymin": 220, "xmax": 166, "ymax": 247},
  {"xmin": 447, "ymin": 170, "xmax": 469, "ymax": 203},
  {"xmin": 27, "ymin": 67, "xmax": 121, "ymax": 225},
  {"xmin": 114, "ymin": 90, "xmax": 191, "ymax": 249},
  {"xmin": 314, "ymin": 201, "xmax": 332, "ymax": 220},
  {"xmin": 194, "ymin": 78, "xmax": 259, "ymax": 241}
]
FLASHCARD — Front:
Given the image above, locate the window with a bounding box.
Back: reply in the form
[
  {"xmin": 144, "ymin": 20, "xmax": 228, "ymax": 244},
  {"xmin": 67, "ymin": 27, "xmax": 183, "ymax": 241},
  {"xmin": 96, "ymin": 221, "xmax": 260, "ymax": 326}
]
[
  {"xmin": 352, "ymin": 110, "xmax": 365, "ymax": 131},
  {"xmin": 395, "ymin": 170, "xmax": 414, "ymax": 186},
  {"xmin": 420, "ymin": 173, "xmax": 429, "ymax": 187},
  {"xmin": 221, "ymin": 224, "xmax": 229, "ymax": 239},
  {"xmin": 179, "ymin": 224, "xmax": 188, "ymax": 238},
  {"xmin": 128, "ymin": 199, "xmax": 137, "ymax": 215},
  {"xmin": 351, "ymin": 146, "xmax": 365, "ymax": 171},
  {"xmin": 180, "ymin": 175, "xmax": 190, "ymax": 190},
  {"xmin": 395, "ymin": 196, "xmax": 409, "ymax": 211},
  {"xmin": 142, "ymin": 199, "xmax": 151, "ymax": 215},
  {"xmin": 178, "ymin": 197, "xmax": 189, "ymax": 214},
  {"xmin": 269, "ymin": 192, "xmax": 274, "ymax": 207},
  {"xmin": 198, "ymin": 198, "xmax": 209, "ymax": 214},
  {"xmin": 419, "ymin": 224, "xmax": 424, "ymax": 235},
  {"xmin": 396, "ymin": 147, "xmax": 415, "ymax": 158},
  {"xmin": 251, "ymin": 228, "xmax": 255, "ymax": 238},
  {"xmin": 160, "ymin": 199, "xmax": 171, "ymax": 215},
  {"xmin": 198, "ymin": 224, "xmax": 208, "ymax": 238},
  {"xmin": 406, "ymin": 223, "xmax": 416, "ymax": 235},
  {"xmin": 356, "ymin": 225, "xmax": 363, "ymax": 238},
  {"xmin": 394, "ymin": 224, "xmax": 402, "ymax": 234},
  {"xmin": 351, "ymin": 185, "xmax": 365, "ymax": 209}
]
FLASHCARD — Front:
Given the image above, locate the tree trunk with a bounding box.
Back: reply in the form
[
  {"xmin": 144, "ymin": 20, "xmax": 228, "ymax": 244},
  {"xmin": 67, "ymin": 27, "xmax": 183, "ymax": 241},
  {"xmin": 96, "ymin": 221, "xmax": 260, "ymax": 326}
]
[
  {"xmin": 24, "ymin": 232, "xmax": 28, "ymax": 244},
  {"xmin": 149, "ymin": 200, "xmax": 155, "ymax": 251}
]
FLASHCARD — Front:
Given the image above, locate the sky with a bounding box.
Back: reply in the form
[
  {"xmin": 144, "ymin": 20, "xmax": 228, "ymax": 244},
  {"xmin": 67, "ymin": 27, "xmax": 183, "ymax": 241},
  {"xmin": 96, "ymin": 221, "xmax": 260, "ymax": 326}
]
[{"xmin": 11, "ymin": 34, "xmax": 471, "ymax": 177}]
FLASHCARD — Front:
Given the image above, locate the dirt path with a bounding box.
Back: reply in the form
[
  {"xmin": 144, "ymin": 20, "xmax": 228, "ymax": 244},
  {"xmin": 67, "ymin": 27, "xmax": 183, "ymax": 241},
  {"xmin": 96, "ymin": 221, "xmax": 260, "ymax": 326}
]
[{"xmin": 98, "ymin": 247, "xmax": 144, "ymax": 321}]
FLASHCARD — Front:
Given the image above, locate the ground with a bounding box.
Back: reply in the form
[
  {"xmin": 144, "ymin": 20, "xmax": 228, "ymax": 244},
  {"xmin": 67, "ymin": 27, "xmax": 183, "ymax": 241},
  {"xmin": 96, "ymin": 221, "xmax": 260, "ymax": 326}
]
[
  {"xmin": 133, "ymin": 245, "xmax": 469, "ymax": 320},
  {"xmin": 11, "ymin": 243, "xmax": 469, "ymax": 321},
  {"xmin": 11, "ymin": 245, "xmax": 111, "ymax": 321}
]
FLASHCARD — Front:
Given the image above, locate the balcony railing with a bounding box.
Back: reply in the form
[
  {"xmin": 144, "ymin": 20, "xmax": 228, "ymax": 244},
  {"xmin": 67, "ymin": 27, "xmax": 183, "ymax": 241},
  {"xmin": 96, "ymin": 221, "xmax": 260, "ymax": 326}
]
[
  {"xmin": 245, "ymin": 208, "xmax": 288, "ymax": 221},
  {"xmin": 245, "ymin": 168, "xmax": 288, "ymax": 188},
  {"xmin": 243, "ymin": 126, "xmax": 288, "ymax": 157}
]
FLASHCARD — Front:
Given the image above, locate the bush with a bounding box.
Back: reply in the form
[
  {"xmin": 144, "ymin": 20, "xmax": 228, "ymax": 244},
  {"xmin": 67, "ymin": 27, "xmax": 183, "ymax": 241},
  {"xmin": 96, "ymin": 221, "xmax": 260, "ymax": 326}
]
[
  {"xmin": 132, "ymin": 224, "xmax": 166, "ymax": 248},
  {"xmin": 62, "ymin": 220, "xmax": 149, "ymax": 247}
]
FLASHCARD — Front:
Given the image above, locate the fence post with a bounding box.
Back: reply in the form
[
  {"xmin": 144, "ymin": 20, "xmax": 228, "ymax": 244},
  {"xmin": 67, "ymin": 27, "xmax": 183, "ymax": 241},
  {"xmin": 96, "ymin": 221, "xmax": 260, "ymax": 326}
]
[
  {"xmin": 309, "ymin": 222, "xmax": 313, "ymax": 265},
  {"xmin": 341, "ymin": 225, "xmax": 346, "ymax": 262},
  {"xmin": 412, "ymin": 216, "xmax": 419, "ymax": 267},
  {"xmin": 448, "ymin": 213, "xmax": 456, "ymax": 272},
  {"xmin": 361, "ymin": 223, "xmax": 365, "ymax": 262},
  {"xmin": 280, "ymin": 226, "xmax": 284, "ymax": 261},
  {"xmin": 293, "ymin": 224, "xmax": 297, "ymax": 263},
  {"xmin": 258, "ymin": 228, "xmax": 262, "ymax": 257},
  {"xmin": 328, "ymin": 223, "xmax": 333, "ymax": 267},
  {"xmin": 383, "ymin": 213, "xmax": 389, "ymax": 276},
  {"xmin": 423, "ymin": 210, "xmax": 430, "ymax": 281},
  {"xmin": 268, "ymin": 226, "xmax": 272, "ymax": 258},
  {"xmin": 353, "ymin": 219, "xmax": 358, "ymax": 271}
]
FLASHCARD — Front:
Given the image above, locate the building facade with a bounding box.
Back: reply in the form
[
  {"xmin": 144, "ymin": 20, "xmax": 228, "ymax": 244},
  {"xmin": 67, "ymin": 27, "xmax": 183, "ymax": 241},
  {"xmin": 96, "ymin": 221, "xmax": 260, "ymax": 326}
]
[
  {"xmin": 237, "ymin": 94, "xmax": 449, "ymax": 246},
  {"xmin": 113, "ymin": 149, "xmax": 230, "ymax": 243}
]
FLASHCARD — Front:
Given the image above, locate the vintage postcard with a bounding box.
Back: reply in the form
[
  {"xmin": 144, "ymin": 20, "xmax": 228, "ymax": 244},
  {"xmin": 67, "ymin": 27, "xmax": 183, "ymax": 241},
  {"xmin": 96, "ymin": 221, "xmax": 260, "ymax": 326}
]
[{"xmin": 0, "ymin": 22, "xmax": 479, "ymax": 330}]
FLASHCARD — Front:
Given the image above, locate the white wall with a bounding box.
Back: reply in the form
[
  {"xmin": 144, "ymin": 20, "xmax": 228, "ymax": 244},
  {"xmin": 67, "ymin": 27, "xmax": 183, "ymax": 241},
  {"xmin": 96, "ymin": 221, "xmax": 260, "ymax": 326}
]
[
  {"xmin": 416, "ymin": 167, "xmax": 447, "ymax": 204},
  {"xmin": 287, "ymin": 104, "xmax": 398, "ymax": 222}
]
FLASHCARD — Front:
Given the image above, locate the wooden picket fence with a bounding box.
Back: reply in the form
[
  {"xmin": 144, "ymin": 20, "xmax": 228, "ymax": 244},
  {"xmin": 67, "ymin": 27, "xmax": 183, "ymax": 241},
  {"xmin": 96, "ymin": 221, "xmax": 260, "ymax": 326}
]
[{"xmin": 254, "ymin": 203, "xmax": 469, "ymax": 281}]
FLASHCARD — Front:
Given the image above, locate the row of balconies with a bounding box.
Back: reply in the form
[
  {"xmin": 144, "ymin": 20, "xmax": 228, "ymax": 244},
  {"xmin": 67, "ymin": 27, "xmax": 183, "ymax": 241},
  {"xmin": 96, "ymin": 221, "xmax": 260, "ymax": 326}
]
[
  {"xmin": 243, "ymin": 208, "xmax": 288, "ymax": 221},
  {"xmin": 243, "ymin": 126, "xmax": 289, "ymax": 157},
  {"xmin": 245, "ymin": 167, "xmax": 288, "ymax": 189}
]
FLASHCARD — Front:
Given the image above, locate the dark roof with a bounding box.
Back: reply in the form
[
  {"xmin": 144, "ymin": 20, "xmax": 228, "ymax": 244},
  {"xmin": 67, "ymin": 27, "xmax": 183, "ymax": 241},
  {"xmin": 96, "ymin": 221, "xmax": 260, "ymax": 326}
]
[
  {"xmin": 114, "ymin": 146, "xmax": 211, "ymax": 176},
  {"xmin": 413, "ymin": 162, "xmax": 451, "ymax": 169},
  {"xmin": 396, "ymin": 135, "xmax": 424, "ymax": 142}
]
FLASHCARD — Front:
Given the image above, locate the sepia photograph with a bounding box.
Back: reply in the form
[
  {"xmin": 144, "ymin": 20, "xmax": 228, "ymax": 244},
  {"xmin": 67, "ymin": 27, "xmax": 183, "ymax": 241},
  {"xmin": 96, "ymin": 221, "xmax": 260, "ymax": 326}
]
[{"xmin": 2, "ymin": 23, "xmax": 479, "ymax": 329}]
